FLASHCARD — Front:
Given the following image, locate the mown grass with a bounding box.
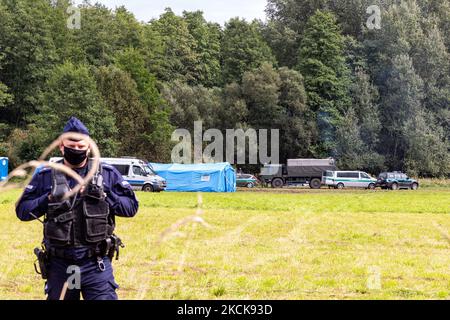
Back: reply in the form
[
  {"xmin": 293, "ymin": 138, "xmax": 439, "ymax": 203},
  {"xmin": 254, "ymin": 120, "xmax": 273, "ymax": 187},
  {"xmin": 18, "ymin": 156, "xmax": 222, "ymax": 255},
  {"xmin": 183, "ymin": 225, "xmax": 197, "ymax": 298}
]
[
  {"xmin": 418, "ymin": 178, "xmax": 450, "ymax": 189},
  {"xmin": 0, "ymin": 188, "xmax": 448, "ymax": 300}
]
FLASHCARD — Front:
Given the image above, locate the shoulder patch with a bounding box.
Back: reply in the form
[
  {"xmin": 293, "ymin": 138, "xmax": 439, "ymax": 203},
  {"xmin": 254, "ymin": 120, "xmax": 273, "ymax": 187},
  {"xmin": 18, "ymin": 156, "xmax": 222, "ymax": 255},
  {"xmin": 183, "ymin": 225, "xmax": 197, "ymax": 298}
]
[
  {"xmin": 25, "ymin": 184, "xmax": 35, "ymax": 190},
  {"xmin": 122, "ymin": 181, "xmax": 130, "ymax": 186}
]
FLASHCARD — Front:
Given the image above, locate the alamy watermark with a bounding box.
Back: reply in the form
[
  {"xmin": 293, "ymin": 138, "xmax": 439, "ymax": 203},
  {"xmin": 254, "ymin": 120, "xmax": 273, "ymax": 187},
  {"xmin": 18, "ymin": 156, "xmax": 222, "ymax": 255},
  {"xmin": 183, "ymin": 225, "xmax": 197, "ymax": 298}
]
[
  {"xmin": 366, "ymin": 5, "xmax": 382, "ymax": 30},
  {"xmin": 171, "ymin": 121, "xmax": 279, "ymax": 165},
  {"xmin": 67, "ymin": 265, "xmax": 81, "ymax": 290},
  {"xmin": 367, "ymin": 266, "xmax": 382, "ymax": 290},
  {"xmin": 67, "ymin": 6, "xmax": 81, "ymax": 30}
]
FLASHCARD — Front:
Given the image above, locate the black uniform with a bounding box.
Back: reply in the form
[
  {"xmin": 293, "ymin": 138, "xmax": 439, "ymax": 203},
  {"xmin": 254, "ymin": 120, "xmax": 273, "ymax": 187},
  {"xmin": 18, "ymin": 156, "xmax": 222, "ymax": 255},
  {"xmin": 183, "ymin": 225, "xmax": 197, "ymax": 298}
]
[{"xmin": 16, "ymin": 160, "xmax": 138, "ymax": 300}]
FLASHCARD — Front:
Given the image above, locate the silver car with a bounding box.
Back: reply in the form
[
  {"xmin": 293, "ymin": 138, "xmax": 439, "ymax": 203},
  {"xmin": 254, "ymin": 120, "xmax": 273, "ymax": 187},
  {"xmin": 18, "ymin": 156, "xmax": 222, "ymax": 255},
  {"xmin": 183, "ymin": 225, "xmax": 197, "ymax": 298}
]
[{"xmin": 323, "ymin": 171, "xmax": 377, "ymax": 189}]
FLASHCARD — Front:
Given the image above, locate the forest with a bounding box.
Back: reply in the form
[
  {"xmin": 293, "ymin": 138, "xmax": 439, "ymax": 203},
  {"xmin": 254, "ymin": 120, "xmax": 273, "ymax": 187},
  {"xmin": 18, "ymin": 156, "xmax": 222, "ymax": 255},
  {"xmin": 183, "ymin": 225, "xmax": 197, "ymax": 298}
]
[{"xmin": 0, "ymin": 0, "xmax": 449, "ymax": 177}]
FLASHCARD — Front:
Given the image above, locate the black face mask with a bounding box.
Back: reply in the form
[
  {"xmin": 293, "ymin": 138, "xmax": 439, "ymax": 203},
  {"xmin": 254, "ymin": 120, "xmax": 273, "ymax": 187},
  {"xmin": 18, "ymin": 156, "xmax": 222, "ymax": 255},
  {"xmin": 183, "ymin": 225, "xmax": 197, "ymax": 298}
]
[{"xmin": 63, "ymin": 146, "xmax": 88, "ymax": 166}]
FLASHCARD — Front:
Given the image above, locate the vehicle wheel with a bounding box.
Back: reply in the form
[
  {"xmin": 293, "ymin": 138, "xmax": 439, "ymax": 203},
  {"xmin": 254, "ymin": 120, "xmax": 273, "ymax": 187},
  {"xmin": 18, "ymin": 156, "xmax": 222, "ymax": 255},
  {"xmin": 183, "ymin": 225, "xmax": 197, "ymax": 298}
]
[
  {"xmin": 390, "ymin": 183, "xmax": 398, "ymax": 190},
  {"xmin": 246, "ymin": 182, "xmax": 254, "ymax": 188},
  {"xmin": 410, "ymin": 183, "xmax": 418, "ymax": 190},
  {"xmin": 309, "ymin": 178, "xmax": 322, "ymax": 189},
  {"xmin": 142, "ymin": 184, "xmax": 154, "ymax": 192},
  {"xmin": 336, "ymin": 183, "xmax": 344, "ymax": 189},
  {"xmin": 271, "ymin": 178, "xmax": 284, "ymax": 188},
  {"xmin": 368, "ymin": 183, "xmax": 375, "ymax": 190}
]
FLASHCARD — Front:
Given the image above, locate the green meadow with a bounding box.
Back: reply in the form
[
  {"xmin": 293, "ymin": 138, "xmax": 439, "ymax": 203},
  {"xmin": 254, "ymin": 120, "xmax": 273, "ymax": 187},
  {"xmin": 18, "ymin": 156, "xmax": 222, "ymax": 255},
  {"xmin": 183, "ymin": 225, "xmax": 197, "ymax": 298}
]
[{"xmin": 0, "ymin": 187, "xmax": 449, "ymax": 299}]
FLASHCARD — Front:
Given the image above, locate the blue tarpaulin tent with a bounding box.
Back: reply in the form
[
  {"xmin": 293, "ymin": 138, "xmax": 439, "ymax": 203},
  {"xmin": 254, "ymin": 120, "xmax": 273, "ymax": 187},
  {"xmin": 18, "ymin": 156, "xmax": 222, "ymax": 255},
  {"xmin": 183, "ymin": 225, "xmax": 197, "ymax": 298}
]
[
  {"xmin": 0, "ymin": 157, "xmax": 8, "ymax": 181},
  {"xmin": 149, "ymin": 162, "xmax": 236, "ymax": 192}
]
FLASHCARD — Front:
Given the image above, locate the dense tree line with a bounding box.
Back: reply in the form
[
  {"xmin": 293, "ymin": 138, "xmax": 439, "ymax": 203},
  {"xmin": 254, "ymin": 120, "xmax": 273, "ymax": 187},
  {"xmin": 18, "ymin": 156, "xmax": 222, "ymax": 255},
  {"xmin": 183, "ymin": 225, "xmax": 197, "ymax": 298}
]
[{"xmin": 0, "ymin": 0, "xmax": 448, "ymax": 177}]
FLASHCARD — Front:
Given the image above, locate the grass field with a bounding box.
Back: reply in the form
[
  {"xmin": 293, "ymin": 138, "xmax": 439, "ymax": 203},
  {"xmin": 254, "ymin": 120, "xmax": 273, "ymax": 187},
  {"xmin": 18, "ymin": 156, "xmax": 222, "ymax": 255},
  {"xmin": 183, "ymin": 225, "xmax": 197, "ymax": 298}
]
[{"xmin": 0, "ymin": 187, "xmax": 449, "ymax": 300}]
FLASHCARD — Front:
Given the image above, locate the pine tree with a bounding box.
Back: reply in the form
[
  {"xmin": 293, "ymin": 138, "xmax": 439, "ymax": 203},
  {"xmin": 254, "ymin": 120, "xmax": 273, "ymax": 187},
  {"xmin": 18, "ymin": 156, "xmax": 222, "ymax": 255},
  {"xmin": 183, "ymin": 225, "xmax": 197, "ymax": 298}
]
[
  {"xmin": 277, "ymin": 67, "xmax": 316, "ymax": 160},
  {"xmin": 404, "ymin": 110, "xmax": 449, "ymax": 177},
  {"xmin": 75, "ymin": 3, "xmax": 117, "ymax": 66},
  {"xmin": 183, "ymin": 11, "xmax": 222, "ymax": 87},
  {"xmin": 0, "ymin": 54, "xmax": 12, "ymax": 108},
  {"xmin": 298, "ymin": 10, "xmax": 352, "ymax": 157},
  {"xmin": 382, "ymin": 54, "xmax": 424, "ymax": 169},
  {"xmin": 351, "ymin": 68, "xmax": 381, "ymax": 150},
  {"xmin": 147, "ymin": 8, "xmax": 199, "ymax": 84},
  {"xmin": 221, "ymin": 18, "xmax": 275, "ymax": 84},
  {"xmin": 335, "ymin": 107, "xmax": 366, "ymax": 170},
  {"xmin": 112, "ymin": 6, "xmax": 144, "ymax": 50},
  {"xmin": 415, "ymin": 22, "xmax": 450, "ymax": 125},
  {"xmin": 114, "ymin": 48, "xmax": 174, "ymax": 162},
  {"xmin": 95, "ymin": 66, "xmax": 148, "ymax": 158}
]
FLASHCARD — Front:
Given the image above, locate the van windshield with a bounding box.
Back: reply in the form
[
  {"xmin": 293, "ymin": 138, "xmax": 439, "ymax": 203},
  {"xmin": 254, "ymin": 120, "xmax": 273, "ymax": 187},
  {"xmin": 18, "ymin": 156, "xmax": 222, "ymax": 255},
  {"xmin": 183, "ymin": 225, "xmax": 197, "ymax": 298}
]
[{"xmin": 144, "ymin": 166, "xmax": 155, "ymax": 176}]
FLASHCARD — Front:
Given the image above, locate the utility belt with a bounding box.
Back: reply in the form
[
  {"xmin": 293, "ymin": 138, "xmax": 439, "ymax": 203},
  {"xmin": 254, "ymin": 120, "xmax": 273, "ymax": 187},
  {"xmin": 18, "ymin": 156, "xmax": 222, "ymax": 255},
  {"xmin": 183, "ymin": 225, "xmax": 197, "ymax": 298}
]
[
  {"xmin": 47, "ymin": 246, "xmax": 98, "ymax": 260},
  {"xmin": 33, "ymin": 235, "xmax": 124, "ymax": 280}
]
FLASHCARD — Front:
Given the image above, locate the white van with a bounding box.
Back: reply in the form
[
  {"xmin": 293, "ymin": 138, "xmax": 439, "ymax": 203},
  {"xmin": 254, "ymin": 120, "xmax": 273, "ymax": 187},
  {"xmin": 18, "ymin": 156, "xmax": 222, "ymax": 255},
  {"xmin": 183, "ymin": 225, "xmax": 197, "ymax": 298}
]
[
  {"xmin": 101, "ymin": 158, "xmax": 166, "ymax": 192},
  {"xmin": 49, "ymin": 157, "xmax": 166, "ymax": 192},
  {"xmin": 323, "ymin": 171, "xmax": 377, "ymax": 189}
]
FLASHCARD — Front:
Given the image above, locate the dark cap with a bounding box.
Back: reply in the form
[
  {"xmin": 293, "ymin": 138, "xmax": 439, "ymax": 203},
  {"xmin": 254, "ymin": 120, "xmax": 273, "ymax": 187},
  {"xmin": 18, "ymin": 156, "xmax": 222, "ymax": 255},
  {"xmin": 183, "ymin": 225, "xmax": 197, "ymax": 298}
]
[{"xmin": 63, "ymin": 117, "xmax": 90, "ymax": 136}]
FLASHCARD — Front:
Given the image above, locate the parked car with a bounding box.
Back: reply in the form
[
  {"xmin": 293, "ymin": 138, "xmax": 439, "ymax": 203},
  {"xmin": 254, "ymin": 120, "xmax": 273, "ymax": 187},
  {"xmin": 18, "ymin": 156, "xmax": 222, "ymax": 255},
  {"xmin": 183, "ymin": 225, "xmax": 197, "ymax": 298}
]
[
  {"xmin": 236, "ymin": 174, "xmax": 259, "ymax": 188},
  {"xmin": 376, "ymin": 172, "xmax": 419, "ymax": 190},
  {"xmin": 323, "ymin": 170, "xmax": 377, "ymax": 189}
]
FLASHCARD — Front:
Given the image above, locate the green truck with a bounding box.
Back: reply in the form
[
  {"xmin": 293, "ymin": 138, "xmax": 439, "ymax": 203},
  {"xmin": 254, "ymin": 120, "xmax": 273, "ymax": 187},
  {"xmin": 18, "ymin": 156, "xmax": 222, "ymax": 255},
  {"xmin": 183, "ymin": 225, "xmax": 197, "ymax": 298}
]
[{"xmin": 260, "ymin": 158, "xmax": 338, "ymax": 189}]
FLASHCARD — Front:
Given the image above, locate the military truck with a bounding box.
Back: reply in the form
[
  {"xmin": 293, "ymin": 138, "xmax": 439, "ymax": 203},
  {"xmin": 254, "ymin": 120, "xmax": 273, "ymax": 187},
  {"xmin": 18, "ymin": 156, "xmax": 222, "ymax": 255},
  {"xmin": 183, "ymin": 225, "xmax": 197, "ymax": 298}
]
[{"xmin": 260, "ymin": 158, "xmax": 338, "ymax": 189}]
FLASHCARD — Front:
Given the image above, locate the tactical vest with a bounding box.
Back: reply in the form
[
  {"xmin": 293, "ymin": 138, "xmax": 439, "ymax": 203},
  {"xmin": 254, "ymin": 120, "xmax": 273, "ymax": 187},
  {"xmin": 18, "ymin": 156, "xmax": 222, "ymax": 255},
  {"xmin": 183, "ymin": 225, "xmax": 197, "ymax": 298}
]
[{"xmin": 44, "ymin": 162, "xmax": 115, "ymax": 248}]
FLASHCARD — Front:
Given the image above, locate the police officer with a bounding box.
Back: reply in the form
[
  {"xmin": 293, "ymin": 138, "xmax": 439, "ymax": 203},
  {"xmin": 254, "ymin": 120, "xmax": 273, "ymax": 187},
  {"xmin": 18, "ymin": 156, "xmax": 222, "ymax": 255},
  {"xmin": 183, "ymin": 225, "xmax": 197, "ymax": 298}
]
[{"xmin": 16, "ymin": 117, "xmax": 139, "ymax": 300}]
